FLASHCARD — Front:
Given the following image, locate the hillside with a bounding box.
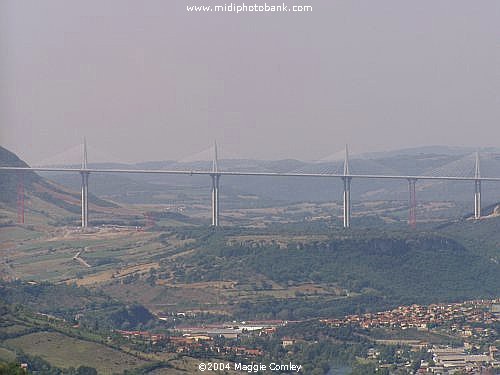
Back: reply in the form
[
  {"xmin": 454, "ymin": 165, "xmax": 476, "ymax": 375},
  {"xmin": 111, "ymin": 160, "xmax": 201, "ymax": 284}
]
[
  {"xmin": 0, "ymin": 290, "xmax": 211, "ymax": 374},
  {"xmin": 0, "ymin": 146, "xmax": 42, "ymax": 205},
  {"xmin": 3, "ymin": 223, "xmax": 498, "ymax": 313},
  {"xmin": 0, "ymin": 146, "xmax": 119, "ymax": 226},
  {"xmin": 150, "ymin": 229, "xmax": 500, "ymax": 320}
]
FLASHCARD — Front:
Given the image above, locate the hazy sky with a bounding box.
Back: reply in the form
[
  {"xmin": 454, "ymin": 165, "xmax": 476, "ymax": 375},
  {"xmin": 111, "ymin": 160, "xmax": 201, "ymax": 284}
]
[{"xmin": 1, "ymin": 1, "xmax": 499, "ymax": 164}]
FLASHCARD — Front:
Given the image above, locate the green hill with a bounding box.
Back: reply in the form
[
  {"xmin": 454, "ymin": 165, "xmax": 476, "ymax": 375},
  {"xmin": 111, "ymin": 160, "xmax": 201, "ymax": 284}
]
[{"xmin": 165, "ymin": 228, "xmax": 500, "ymax": 319}]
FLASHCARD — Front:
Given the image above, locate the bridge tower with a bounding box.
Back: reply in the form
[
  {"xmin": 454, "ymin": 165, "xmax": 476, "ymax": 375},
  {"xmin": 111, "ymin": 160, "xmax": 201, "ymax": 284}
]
[
  {"xmin": 342, "ymin": 145, "xmax": 352, "ymax": 228},
  {"xmin": 474, "ymin": 152, "xmax": 481, "ymax": 220},
  {"xmin": 407, "ymin": 178, "xmax": 417, "ymax": 228},
  {"xmin": 211, "ymin": 141, "xmax": 220, "ymax": 227},
  {"xmin": 80, "ymin": 138, "xmax": 89, "ymax": 229}
]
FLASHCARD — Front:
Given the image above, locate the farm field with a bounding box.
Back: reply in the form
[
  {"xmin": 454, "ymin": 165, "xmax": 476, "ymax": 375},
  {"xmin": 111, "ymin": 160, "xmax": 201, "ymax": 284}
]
[
  {"xmin": 5, "ymin": 331, "xmax": 148, "ymax": 374},
  {"xmin": 0, "ymin": 226, "xmax": 174, "ymax": 283},
  {"xmin": 0, "ymin": 347, "xmax": 16, "ymax": 363}
]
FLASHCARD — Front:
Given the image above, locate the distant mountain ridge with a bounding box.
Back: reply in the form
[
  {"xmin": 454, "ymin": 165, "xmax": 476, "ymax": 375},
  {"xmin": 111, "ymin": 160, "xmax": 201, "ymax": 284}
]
[
  {"xmin": 4, "ymin": 144, "xmax": 500, "ymax": 218},
  {"xmin": 30, "ymin": 146, "xmax": 500, "ymax": 208},
  {"xmin": 32, "ymin": 145, "xmax": 500, "ymax": 178}
]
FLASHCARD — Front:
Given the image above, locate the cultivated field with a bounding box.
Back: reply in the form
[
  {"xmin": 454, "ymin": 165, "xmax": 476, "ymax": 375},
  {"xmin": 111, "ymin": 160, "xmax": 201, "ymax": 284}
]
[{"xmin": 5, "ymin": 331, "xmax": 148, "ymax": 374}]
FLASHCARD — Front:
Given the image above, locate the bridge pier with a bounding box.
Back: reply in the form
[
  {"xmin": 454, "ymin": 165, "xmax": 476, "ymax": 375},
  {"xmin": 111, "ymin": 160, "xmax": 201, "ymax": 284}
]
[
  {"xmin": 81, "ymin": 138, "xmax": 89, "ymax": 229},
  {"xmin": 211, "ymin": 174, "xmax": 220, "ymax": 227},
  {"xmin": 474, "ymin": 152, "xmax": 481, "ymax": 220},
  {"xmin": 17, "ymin": 171, "xmax": 24, "ymax": 224},
  {"xmin": 210, "ymin": 141, "xmax": 221, "ymax": 228},
  {"xmin": 342, "ymin": 176, "xmax": 352, "ymax": 228},
  {"xmin": 81, "ymin": 171, "xmax": 89, "ymax": 228},
  {"xmin": 342, "ymin": 145, "xmax": 351, "ymax": 229},
  {"xmin": 474, "ymin": 179, "xmax": 481, "ymax": 220},
  {"xmin": 408, "ymin": 178, "xmax": 417, "ymax": 228}
]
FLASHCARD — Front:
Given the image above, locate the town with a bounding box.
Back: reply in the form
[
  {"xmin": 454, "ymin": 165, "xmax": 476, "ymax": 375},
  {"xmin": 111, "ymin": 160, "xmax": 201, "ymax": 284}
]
[{"xmin": 108, "ymin": 299, "xmax": 500, "ymax": 374}]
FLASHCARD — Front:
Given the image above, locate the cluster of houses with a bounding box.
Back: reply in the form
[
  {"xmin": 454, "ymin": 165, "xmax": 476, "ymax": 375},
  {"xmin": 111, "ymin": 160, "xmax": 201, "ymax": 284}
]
[
  {"xmin": 321, "ymin": 299, "xmax": 500, "ymax": 332},
  {"xmin": 114, "ymin": 320, "xmax": 285, "ymax": 356},
  {"xmin": 321, "ymin": 299, "xmax": 500, "ymax": 374}
]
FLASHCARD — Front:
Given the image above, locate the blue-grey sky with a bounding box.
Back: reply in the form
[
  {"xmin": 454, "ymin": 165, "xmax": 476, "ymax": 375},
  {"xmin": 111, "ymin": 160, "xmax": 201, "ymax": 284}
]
[{"xmin": 1, "ymin": 1, "xmax": 499, "ymax": 164}]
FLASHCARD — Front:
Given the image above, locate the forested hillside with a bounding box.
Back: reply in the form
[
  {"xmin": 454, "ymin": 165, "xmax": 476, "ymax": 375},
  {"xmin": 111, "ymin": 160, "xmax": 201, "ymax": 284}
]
[{"xmin": 164, "ymin": 229, "xmax": 500, "ymax": 319}]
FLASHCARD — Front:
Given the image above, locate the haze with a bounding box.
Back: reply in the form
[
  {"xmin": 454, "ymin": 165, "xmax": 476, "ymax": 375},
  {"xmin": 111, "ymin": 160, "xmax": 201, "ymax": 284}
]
[{"xmin": 1, "ymin": 1, "xmax": 499, "ymax": 164}]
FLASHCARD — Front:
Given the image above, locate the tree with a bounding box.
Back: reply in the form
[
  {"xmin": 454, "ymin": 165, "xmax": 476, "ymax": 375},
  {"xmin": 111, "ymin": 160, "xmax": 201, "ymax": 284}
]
[
  {"xmin": 76, "ymin": 366, "xmax": 97, "ymax": 375},
  {"xmin": 0, "ymin": 362, "xmax": 27, "ymax": 375}
]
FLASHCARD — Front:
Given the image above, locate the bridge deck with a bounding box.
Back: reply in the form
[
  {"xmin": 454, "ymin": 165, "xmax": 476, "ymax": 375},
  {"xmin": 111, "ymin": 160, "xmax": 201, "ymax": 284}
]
[{"xmin": 1, "ymin": 166, "xmax": 500, "ymax": 182}]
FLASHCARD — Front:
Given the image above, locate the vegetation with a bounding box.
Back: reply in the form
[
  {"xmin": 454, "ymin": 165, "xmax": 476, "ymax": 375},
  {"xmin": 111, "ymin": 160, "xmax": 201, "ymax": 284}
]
[
  {"xmin": 161, "ymin": 229, "xmax": 500, "ymax": 319},
  {"xmin": 0, "ymin": 282, "xmax": 156, "ymax": 331},
  {"xmin": 1, "ymin": 146, "xmax": 500, "ymax": 374}
]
